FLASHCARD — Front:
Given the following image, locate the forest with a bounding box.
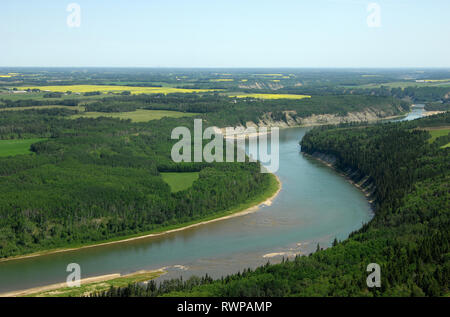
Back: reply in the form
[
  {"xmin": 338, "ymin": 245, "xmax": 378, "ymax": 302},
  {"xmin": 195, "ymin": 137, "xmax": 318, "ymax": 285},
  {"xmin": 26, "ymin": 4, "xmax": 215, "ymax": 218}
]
[
  {"xmin": 0, "ymin": 108, "xmax": 276, "ymax": 258},
  {"xmin": 95, "ymin": 112, "xmax": 449, "ymax": 297}
]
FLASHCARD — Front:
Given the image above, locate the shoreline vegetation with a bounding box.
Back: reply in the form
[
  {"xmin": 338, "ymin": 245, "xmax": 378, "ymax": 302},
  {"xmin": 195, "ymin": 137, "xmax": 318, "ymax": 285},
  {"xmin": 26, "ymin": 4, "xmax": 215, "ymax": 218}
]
[
  {"xmin": 0, "ymin": 173, "xmax": 281, "ymax": 264},
  {"xmin": 0, "ymin": 269, "xmax": 165, "ymax": 297}
]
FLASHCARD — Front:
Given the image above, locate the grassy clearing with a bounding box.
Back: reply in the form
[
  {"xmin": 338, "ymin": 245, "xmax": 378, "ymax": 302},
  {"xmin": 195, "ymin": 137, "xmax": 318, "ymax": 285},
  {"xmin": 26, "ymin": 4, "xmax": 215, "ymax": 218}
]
[
  {"xmin": 423, "ymin": 127, "xmax": 450, "ymax": 143},
  {"xmin": 27, "ymin": 271, "xmax": 163, "ymax": 297},
  {"xmin": 17, "ymin": 85, "xmax": 218, "ymax": 95},
  {"xmin": 161, "ymin": 172, "xmax": 199, "ymax": 192},
  {"xmin": 231, "ymin": 93, "xmax": 311, "ymax": 100},
  {"xmin": 0, "ymin": 138, "xmax": 47, "ymax": 157},
  {"xmin": 70, "ymin": 109, "xmax": 199, "ymax": 122}
]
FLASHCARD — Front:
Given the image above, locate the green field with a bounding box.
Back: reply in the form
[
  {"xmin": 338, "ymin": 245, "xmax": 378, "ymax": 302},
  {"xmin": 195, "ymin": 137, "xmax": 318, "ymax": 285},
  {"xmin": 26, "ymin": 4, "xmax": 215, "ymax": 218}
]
[
  {"xmin": 0, "ymin": 138, "xmax": 47, "ymax": 157},
  {"xmin": 70, "ymin": 109, "xmax": 199, "ymax": 122},
  {"xmin": 161, "ymin": 172, "xmax": 200, "ymax": 192},
  {"xmin": 426, "ymin": 127, "xmax": 450, "ymax": 143}
]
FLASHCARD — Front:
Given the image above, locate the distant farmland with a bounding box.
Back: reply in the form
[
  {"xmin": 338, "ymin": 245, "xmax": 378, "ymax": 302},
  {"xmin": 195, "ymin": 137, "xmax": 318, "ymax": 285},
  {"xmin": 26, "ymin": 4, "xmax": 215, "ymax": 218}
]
[
  {"xmin": 70, "ymin": 109, "xmax": 199, "ymax": 122},
  {"xmin": 17, "ymin": 85, "xmax": 219, "ymax": 95},
  {"xmin": 231, "ymin": 93, "xmax": 311, "ymax": 100}
]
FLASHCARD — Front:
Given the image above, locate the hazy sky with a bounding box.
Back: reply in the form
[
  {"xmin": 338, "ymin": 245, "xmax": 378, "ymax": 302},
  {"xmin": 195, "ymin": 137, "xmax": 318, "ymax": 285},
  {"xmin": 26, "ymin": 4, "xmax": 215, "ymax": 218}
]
[{"xmin": 1, "ymin": 0, "xmax": 449, "ymax": 67}]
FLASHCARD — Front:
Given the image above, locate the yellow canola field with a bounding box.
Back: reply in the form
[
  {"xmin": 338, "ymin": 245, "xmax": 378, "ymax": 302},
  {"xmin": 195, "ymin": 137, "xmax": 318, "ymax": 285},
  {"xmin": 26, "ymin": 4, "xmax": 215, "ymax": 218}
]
[
  {"xmin": 210, "ymin": 79, "xmax": 234, "ymax": 82},
  {"xmin": 18, "ymin": 85, "xmax": 219, "ymax": 94},
  {"xmin": 0, "ymin": 73, "xmax": 20, "ymax": 78},
  {"xmin": 422, "ymin": 79, "xmax": 450, "ymax": 83},
  {"xmin": 232, "ymin": 94, "xmax": 311, "ymax": 100},
  {"xmin": 254, "ymin": 74, "xmax": 284, "ymax": 77}
]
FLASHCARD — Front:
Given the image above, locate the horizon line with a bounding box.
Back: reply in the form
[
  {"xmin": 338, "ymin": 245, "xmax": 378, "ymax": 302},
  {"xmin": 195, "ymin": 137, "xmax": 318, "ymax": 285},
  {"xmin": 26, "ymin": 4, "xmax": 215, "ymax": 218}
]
[{"xmin": 1, "ymin": 66, "xmax": 450, "ymax": 70}]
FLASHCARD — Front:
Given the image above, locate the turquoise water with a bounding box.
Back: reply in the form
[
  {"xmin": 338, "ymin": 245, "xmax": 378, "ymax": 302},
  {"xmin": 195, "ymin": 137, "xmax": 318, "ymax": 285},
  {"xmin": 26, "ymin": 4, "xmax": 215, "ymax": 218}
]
[{"xmin": 5, "ymin": 115, "xmax": 425, "ymax": 293}]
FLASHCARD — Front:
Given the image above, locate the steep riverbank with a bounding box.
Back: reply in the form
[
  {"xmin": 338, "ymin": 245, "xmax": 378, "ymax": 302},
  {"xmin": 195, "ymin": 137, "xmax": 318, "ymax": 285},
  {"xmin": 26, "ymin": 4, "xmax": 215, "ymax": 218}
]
[
  {"xmin": 302, "ymin": 152, "xmax": 376, "ymax": 207},
  {"xmin": 215, "ymin": 109, "xmax": 407, "ymax": 139}
]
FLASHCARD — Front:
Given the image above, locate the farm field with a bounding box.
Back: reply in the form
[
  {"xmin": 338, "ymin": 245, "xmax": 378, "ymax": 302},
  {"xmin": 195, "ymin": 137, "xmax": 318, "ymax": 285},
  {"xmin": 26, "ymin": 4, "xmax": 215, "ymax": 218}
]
[
  {"xmin": 161, "ymin": 172, "xmax": 200, "ymax": 193},
  {"xmin": 253, "ymin": 74, "xmax": 284, "ymax": 77},
  {"xmin": 231, "ymin": 93, "xmax": 311, "ymax": 100},
  {"xmin": 342, "ymin": 80, "xmax": 450, "ymax": 89},
  {"xmin": 426, "ymin": 127, "xmax": 450, "ymax": 143},
  {"xmin": 0, "ymin": 138, "xmax": 47, "ymax": 157},
  {"xmin": 70, "ymin": 109, "xmax": 199, "ymax": 122},
  {"xmin": 16, "ymin": 85, "xmax": 219, "ymax": 95},
  {"xmin": 0, "ymin": 73, "xmax": 20, "ymax": 78},
  {"xmin": 422, "ymin": 79, "xmax": 450, "ymax": 83},
  {"xmin": 0, "ymin": 91, "xmax": 106, "ymax": 101}
]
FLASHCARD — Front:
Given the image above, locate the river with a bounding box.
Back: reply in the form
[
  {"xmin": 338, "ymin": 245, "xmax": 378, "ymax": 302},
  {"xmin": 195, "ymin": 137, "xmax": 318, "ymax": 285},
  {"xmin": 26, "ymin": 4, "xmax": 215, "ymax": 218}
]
[{"xmin": 0, "ymin": 107, "xmax": 424, "ymax": 293}]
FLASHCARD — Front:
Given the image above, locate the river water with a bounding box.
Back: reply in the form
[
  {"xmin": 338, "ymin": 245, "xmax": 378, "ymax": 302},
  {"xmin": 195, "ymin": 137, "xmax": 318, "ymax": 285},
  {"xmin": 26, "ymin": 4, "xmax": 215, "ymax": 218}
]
[{"xmin": 0, "ymin": 107, "xmax": 424, "ymax": 293}]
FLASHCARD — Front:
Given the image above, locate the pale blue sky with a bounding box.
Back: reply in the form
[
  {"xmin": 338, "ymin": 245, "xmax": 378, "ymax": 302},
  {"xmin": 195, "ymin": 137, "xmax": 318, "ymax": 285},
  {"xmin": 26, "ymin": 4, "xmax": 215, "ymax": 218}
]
[{"xmin": 1, "ymin": 0, "xmax": 449, "ymax": 67}]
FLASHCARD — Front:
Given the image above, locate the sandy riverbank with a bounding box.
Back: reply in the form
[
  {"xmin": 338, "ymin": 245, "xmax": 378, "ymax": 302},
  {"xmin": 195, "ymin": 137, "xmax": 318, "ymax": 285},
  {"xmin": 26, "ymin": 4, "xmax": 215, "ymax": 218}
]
[
  {"xmin": 0, "ymin": 269, "xmax": 165, "ymax": 297},
  {"xmin": 423, "ymin": 110, "xmax": 446, "ymax": 117},
  {"xmin": 0, "ymin": 174, "xmax": 282, "ymax": 264}
]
